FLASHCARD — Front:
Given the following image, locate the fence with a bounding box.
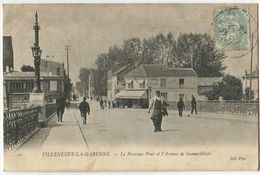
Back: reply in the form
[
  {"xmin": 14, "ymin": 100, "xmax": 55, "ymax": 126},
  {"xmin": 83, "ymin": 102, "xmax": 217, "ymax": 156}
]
[
  {"xmin": 46, "ymin": 103, "xmax": 57, "ymax": 119},
  {"xmin": 4, "ymin": 107, "xmax": 39, "ymax": 149},
  {"xmin": 168, "ymin": 100, "xmax": 258, "ymax": 116},
  {"xmin": 4, "ymin": 103, "xmax": 57, "ymax": 149}
]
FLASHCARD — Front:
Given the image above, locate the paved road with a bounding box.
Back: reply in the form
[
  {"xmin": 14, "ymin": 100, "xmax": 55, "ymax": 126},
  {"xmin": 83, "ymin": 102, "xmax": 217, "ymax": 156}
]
[{"xmin": 4, "ymin": 101, "xmax": 258, "ymax": 171}]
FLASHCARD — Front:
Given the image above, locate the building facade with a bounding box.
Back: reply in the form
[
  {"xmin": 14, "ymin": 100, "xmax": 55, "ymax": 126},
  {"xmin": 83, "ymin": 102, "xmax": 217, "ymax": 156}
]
[
  {"xmin": 115, "ymin": 64, "xmax": 198, "ymax": 108},
  {"xmin": 4, "ymin": 60, "xmax": 65, "ymax": 109},
  {"xmin": 107, "ymin": 65, "xmax": 133, "ymax": 101},
  {"xmin": 197, "ymin": 77, "xmax": 222, "ymax": 100},
  {"xmin": 242, "ymin": 69, "xmax": 258, "ymax": 100}
]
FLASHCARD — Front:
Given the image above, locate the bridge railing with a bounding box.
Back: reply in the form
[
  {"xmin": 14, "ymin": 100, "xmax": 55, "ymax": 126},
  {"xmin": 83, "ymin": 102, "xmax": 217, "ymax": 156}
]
[
  {"xmin": 4, "ymin": 103, "xmax": 57, "ymax": 149},
  {"xmin": 46, "ymin": 103, "xmax": 57, "ymax": 119},
  {"xmin": 168, "ymin": 100, "xmax": 258, "ymax": 116},
  {"xmin": 4, "ymin": 107, "xmax": 39, "ymax": 149}
]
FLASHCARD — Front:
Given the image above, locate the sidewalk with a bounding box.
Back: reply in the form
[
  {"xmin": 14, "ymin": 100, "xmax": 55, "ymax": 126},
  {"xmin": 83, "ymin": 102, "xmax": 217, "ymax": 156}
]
[{"xmin": 7, "ymin": 109, "xmax": 88, "ymax": 154}]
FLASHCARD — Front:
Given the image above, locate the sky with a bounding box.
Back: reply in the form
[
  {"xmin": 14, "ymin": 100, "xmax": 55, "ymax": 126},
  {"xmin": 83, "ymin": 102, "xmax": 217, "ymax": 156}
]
[{"xmin": 3, "ymin": 4, "xmax": 258, "ymax": 82}]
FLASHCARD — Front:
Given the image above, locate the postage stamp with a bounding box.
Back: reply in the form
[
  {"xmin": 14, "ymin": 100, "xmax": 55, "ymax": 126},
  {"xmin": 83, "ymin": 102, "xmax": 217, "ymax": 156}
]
[{"xmin": 214, "ymin": 8, "xmax": 249, "ymax": 50}]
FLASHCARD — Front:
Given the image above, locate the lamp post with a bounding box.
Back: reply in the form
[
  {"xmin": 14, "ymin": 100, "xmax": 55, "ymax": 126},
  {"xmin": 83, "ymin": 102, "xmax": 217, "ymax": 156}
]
[{"xmin": 31, "ymin": 11, "xmax": 42, "ymax": 93}]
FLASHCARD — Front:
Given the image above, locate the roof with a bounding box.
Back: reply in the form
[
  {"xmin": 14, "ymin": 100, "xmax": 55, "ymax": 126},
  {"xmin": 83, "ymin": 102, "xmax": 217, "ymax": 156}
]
[
  {"xmin": 124, "ymin": 64, "xmax": 197, "ymax": 78},
  {"xmin": 115, "ymin": 90, "xmax": 147, "ymax": 99},
  {"xmin": 113, "ymin": 66, "xmax": 127, "ymax": 75},
  {"xmin": 4, "ymin": 71, "xmax": 63, "ymax": 80},
  {"xmin": 197, "ymin": 77, "xmax": 223, "ymax": 86}
]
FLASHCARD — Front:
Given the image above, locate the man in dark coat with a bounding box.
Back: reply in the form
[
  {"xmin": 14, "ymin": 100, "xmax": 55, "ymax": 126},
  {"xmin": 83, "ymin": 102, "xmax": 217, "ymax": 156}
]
[
  {"xmin": 177, "ymin": 98, "xmax": 185, "ymax": 117},
  {"xmin": 191, "ymin": 95, "xmax": 197, "ymax": 115},
  {"xmin": 79, "ymin": 97, "xmax": 90, "ymax": 125},
  {"xmin": 56, "ymin": 95, "xmax": 66, "ymax": 123},
  {"xmin": 100, "ymin": 99, "xmax": 104, "ymax": 109},
  {"xmin": 148, "ymin": 91, "xmax": 163, "ymax": 132}
]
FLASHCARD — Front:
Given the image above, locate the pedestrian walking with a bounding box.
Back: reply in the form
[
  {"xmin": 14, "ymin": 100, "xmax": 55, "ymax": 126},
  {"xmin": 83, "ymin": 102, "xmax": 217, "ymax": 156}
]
[
  {"xmin": 79, "ymin": 97, "xmax": 90, "ymax": 125},
  {"xmin": 108, "ymin": 100, "xmax": 111, "ymax": 109},
  {"xmin": 56, "ymin": 94, "xmax": 66, "ymax": 123},
  {"xmin": 148, "ymin": 91, "xmax": 163, "ymax": 132},
  {"xmin": 100, "ymin": 99, "xmax": 104, "ymax": 109},
  {"xmin": 104, "ymin": 100, "xmax": 107, "ymax": 108},
  {"xmin": 177, "ymin": 98, "xmax": 185, "ymax": 117},
  {"xmin": 191, "ymin": 95, "xmax": 197, "ymax": 115}
]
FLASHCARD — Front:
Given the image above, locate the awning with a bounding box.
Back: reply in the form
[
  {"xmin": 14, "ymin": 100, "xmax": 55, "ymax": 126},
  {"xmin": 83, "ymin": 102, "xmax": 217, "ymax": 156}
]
[{"xmin": 115, "ymin": 90, "xmax": 147, "ymax": 99}]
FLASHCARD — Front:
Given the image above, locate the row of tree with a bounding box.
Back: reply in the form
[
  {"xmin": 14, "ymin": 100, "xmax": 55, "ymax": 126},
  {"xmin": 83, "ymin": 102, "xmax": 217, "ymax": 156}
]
[
  {"xmin": 78, "ymin": 32, "xmax": 254, "ymax": 100},
  {"xmin": 95, "ymin": 33, "xmax": 226, "ymax": 77}
]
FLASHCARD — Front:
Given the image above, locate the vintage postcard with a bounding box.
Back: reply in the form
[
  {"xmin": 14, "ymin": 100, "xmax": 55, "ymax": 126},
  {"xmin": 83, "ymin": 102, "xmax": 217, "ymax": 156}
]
[{"xmin": 2, "ymin": 3, "xmax": 259, "ymax": 171}]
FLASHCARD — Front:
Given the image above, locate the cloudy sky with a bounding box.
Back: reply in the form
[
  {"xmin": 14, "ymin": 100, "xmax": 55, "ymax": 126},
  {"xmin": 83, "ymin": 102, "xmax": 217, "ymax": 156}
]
[{"xmin": 3, "ymin": 4, "xmax": 258, "ymax": 82}]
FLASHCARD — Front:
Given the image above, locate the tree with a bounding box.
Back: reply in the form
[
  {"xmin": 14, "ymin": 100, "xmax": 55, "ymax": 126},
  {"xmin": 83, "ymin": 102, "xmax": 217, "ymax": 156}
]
[
  {"xmin": 78, "ymin": 68, "xmax": 91, "ymax": 97},
  {"xmin": 21, "ymin": 65, "xmax": 34, "ymax": 72},
  {"xmin": 64, "ymin": 74, "xmax": 72, "ymax": 103},
  {"xmin": 206, "ymin": 74, "xmax": 243, "ymax": 100},
  {"xmin": 244, "ymin": 87, "xmax": 255, "ymax": 100},
  {"xmin": 122, "ymin": 37, "xmax": 143, "ymax": 66},
  {"xmin": 176, "ymin": 33, "xmax": 226, "ymax": 77}
]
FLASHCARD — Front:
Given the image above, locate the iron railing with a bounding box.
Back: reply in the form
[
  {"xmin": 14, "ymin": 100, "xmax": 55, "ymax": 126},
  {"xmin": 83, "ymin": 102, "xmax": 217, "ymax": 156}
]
[
  {"xmin": 4, "ymin": 107, "xmax": 38, "ymax": 149},
  {"xmin": 46, "ymin": 103, "xmax": 56, "ymax": 119},
  {"xmin": 168, "ymin": 100, "xmax": 258, "ymax": 116}
]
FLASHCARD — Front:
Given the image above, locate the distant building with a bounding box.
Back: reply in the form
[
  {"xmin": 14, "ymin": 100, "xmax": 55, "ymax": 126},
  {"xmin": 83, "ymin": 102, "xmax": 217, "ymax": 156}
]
[
  {"xmin": 116, "ymin": 64, "xmax": 198, "ymax": 108},
  {"xmin": 3, "ymin": 36, "xmax": 14, "ymax": 72},
  {"xmin": 107, "ymin": 64, "xmax": 134, "ymax": 101},
  {"xmin": 242, "ymin": 69, "xmax": 258, "ymax": 100},
  {"xmin": 4, "ymin": 60, "xmax": 65, "ymax": 109},
  {"xmin": 197, "ymin": 77, "xmax": 222, "ymax": 95},
  {"xmin": 40, "ymin": 59, "xmax": 65, "ymax": 76}
]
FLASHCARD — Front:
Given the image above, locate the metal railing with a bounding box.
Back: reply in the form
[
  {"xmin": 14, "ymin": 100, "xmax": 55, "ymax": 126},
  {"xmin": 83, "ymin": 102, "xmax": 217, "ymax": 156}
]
[
  {"xmin": 4, "ymin": 107, "xmax": 39, "ymax": 149},
  {"xmin": 4, "ymin": 103, "xmax": 57, "ymax": 149},
  {"xmin": 168, "ymin": 100, "xmax": 258, "ymax": 116},
  {"xmin": 46, "ymin": 103, "xmax": 57, "ymax": 119}
]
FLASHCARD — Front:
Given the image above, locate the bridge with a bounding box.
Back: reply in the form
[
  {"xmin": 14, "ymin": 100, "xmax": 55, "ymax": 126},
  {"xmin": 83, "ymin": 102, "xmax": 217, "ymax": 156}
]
[{"xmin": 3, "ymin": 100, "xmax": 258, "ymax": 171}]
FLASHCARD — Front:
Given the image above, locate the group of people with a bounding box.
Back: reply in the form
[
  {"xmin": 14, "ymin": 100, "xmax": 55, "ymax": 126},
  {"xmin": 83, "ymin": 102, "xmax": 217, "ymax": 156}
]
[
  {"xmin": 177, "ymin": 95, "xmax": 197, "ymax": 117},
  {"xmin": 99, "ymin": 99, "xmax": 111, "ymax": 109},
  {"xmin": 148, "ymin": 91, "xmax": 197, "ymax": 132},
  {"xmin": 56, "ymin": 91, "xmax": 197, "ymax": 131}
]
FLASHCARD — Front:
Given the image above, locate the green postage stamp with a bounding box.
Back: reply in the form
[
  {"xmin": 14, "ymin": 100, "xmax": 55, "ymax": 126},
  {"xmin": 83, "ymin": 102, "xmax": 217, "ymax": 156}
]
[{"xmin": 214, "ymin": 8, "xmax": 249, "ymax": 50}]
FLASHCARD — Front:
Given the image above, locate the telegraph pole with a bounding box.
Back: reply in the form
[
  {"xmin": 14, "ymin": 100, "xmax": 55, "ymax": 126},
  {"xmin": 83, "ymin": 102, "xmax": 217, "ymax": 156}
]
[
  {"xmin": 65, "ymin": 45, "xmax": 70, "ymax": 77},
  {"xmin": 249, "ymin": 33, "xmax": 254, "ymax": 101},
  {"xmin": 65, "ymin": 45, "xmax": 70, "ymax": 104}
]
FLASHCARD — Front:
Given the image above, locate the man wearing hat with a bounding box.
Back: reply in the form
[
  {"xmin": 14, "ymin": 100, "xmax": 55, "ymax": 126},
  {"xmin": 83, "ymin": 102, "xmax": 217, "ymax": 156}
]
[{"xmin": 148, "ymin": 90, "xmax": 163, "ymax": 132}]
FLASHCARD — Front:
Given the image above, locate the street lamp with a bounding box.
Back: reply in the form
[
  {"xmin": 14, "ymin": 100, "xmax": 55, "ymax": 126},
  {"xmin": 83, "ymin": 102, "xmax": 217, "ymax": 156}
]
[
  {"xmin": 31, "ymin": 47, "xmax": 43, "ymax": 93},
  {"xmin": 31, "ymin": 11, "xmax": 42, "ymax": 93}
]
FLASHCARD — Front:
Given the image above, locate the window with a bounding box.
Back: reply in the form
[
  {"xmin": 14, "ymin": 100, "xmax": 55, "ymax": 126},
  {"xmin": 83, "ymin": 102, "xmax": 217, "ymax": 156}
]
[
  {"xmin": 57, "ymin": 67, "xmax": 60, "ymax": 76},
  {"xmin": 139, "ymin": 81, "xmax": 145, "ymax": 88},
  {"xmin": 179, "ymin": 79, "xmax": 184, "ymax": 88},
  {"xmin": 161, "ymin": 79, "xmax": 166, "ymax": 88},
  {"xmin": 161, "ymin": 92, "xmax": 168, "ymax": 101},
  {"xmin": 128, "ymin": 81, "xmax": 133, "ymax": 89}
]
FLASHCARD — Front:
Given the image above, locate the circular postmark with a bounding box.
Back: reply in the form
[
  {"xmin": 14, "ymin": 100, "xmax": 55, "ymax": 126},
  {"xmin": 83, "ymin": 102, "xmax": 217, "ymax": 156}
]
[
  {"xmin": 214, "ymin": 8, "xmax": 248, "ymax": 50},
  {"xmin": 213, "ymin": 7, "xmax": 258, "ymax": 58}
]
